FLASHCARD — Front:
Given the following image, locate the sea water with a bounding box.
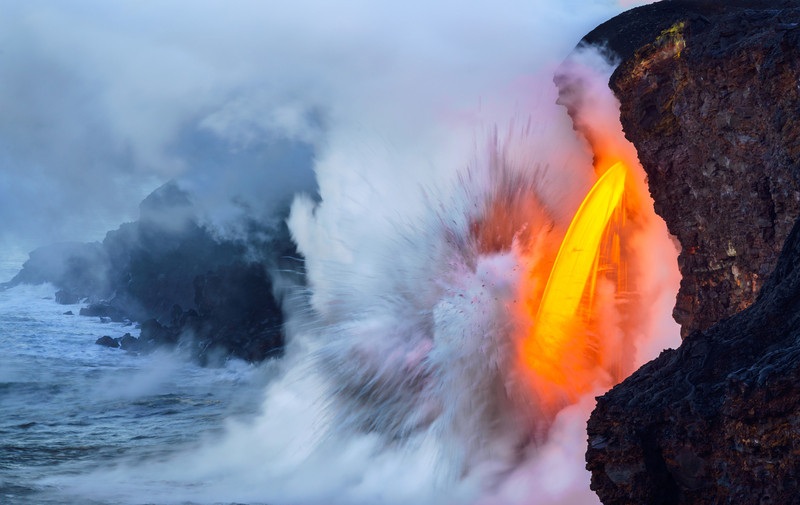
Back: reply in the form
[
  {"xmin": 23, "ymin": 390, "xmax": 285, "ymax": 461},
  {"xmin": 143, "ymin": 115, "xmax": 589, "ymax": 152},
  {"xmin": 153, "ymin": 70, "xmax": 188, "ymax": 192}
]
[{"xmin": 0, "ymin": 282, "xmax": 267, "ymax": 505}]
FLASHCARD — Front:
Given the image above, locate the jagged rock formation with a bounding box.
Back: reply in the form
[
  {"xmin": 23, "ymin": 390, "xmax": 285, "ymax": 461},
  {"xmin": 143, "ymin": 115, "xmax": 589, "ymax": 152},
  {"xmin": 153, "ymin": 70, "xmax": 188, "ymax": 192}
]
[
  {"xmin": 8, "ymin": 181, "xmax": 299, "ymax": 363},
  {"xmin": 585, "ymin": 2, "xmax": 800, "ymax": 504},
  {"xmin": 583, "ymin": 0, "xmax": 797, "ymax": 65},
  {"xmin": 611, "ymin": 2, "xmax": 800, "ymax": 338},
  {"xmin": 587, "ymin": 210, "xmax": 800, "ymax": 504}
]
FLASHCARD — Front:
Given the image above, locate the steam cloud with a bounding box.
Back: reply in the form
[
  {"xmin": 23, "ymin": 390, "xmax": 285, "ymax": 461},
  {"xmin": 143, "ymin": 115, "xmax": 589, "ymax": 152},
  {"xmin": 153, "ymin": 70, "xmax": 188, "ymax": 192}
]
[
  {"xmin": 7, "ymin": 0, "xmax": 677, "ymax": 504},
  {"xmin": 2, "ymin": 0, "xmax": 653, "ymax": 255}
]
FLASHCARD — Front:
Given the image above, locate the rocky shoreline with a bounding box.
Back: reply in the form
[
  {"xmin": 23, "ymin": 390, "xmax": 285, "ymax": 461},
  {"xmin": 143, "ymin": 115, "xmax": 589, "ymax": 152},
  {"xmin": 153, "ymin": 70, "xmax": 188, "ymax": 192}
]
[{"xmin": 5, "ymin": 181, "xmax": 300, "ymax": 364}]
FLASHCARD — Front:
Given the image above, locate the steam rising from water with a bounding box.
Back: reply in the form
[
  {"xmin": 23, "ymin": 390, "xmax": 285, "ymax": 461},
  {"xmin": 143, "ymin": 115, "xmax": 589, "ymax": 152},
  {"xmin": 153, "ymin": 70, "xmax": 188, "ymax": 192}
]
[
  {"xmin": 0, "ymin": 0, "xmax": 656, "ymax": 254},
  {"xmin": 8, "ymin": 1, "xmax": 677, "ymax": 503},
  {"xmin": 52, "ymin": 48, "xmax": 678, "ymax": 505}
]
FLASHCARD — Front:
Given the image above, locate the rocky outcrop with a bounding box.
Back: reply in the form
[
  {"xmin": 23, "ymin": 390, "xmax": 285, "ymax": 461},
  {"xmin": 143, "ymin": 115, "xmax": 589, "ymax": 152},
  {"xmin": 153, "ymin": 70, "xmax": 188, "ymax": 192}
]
[
  {"xmin": 79, "ymin": 302, "xmax": 129, "ymax": 322},
  {"xmin": 9, "ymin": 241, "xmax": 110, "ymax": 299},
  {"xmin": 95, "ymin": 332, "xmax": 143, "ymax": 352},
  {"xmin": 95, "ymin": 335, "xmax": 119, "ymax": 348},
  {"xmin": 55, "ymin": 289, "xmax": 81, "ymax": 305},
  {"xmin": 587, "ymin": 211, "xmax": 800, "ymax": 505},
  {"xmin": 608, "ymin": 2, "xmax": 800, "ymax": 337},
  {"xmin": 11, "ymin": 181, "xmax": 299, "ymax": 363},
  {"xmin": 585, "ymin": 2, "xmax": 800, "ymax": 504},
  {"xmin": 582, "ymin": 0, "xmax": 797, "ymax": 65}
]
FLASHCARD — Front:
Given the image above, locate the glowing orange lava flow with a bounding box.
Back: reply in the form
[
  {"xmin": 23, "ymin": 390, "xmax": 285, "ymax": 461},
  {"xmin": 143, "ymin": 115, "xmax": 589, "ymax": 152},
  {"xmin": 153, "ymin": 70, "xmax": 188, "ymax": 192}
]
[{"xmin": 522, "ymin": 162, "xmax": 628, "ymax": 407}]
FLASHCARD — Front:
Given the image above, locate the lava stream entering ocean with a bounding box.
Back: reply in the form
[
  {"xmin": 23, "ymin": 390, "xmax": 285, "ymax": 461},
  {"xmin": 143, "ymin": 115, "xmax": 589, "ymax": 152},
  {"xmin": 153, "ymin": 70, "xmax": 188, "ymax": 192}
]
[
  {"xmin": 33, "ymin": 41, "xmax": 683, "ymax": 505},
  {"xmin": 523, "ymin": 161, "xmax": 627, "ymax": 408},
  {"xmin": 466, "ymin": 136, "xmax": 651, "ymax": 429}
]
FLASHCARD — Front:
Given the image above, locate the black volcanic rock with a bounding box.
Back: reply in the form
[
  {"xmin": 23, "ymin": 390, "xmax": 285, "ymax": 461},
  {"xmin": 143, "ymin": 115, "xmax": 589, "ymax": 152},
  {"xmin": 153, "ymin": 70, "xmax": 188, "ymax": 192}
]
[
  {"xmin": 191, "ymin": 263, "xmax": 285, "ymax": 363},
  {"xmin": 582, "ymin": 0, "xmax": 797, "ymax": 64},
  {"xmin": 587, "ymin": 214, "xmax": 800, "ymax": 504},
  {"xmin": 585, "ymin": 3, "xmax": 800, "ymax": 504},
  {"xmin": 95, "ymin": 336, "xmax": 119, "ymax": 348},
  {"xmin": 9, "ymin": 241, "xmax": 110, "ymax": 299},
  {"xmin": 55, "ymin": 289, "xmax": 81, "ymax": 305},
  {"xmin": 608, "ymin": 2, "xmax": 800, "ymax": 337},
  {"xmin": 138, "ymin": 179, "xmax": 195, "ymax": 229},
  {"xmin": 118, "ymin": 333, "xmax": 140, "ymax": 351},
  {"xmin": 10, "ymin": 180, "xmax": 298, "ymax": 363},
  {"xmin": 138, "ymin": 318, "xmax": 178, "ymax": 348},
  {"xmin": 99, "ymin": 182, "xmax": 247, "ymax": 323},
  {"xmin": 80, "ymin": 303, "xmax": 129, "ymax": 322}
]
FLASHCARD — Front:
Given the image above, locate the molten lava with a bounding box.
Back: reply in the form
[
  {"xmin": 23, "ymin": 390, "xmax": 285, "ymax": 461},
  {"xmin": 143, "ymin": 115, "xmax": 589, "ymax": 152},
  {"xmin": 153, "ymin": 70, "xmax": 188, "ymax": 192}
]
[
  {"xmin": 527, "ymin": 162, "xmax": 626, "ymax": 377},
  {"xmin": 519, "ymin": 161, "xmax": 635, "ymax": 412}
]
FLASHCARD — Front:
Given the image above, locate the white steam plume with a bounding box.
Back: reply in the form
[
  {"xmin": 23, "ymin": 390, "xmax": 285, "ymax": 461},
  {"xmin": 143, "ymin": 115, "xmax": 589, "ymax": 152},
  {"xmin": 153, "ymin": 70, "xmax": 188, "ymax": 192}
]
[
  {"xmin": 25, "ymin": 1, "xmax": 680, "ymax": 504},
  {"xmin": 0, "ymin": 0, "xmax": 632, "ymax": 253}
]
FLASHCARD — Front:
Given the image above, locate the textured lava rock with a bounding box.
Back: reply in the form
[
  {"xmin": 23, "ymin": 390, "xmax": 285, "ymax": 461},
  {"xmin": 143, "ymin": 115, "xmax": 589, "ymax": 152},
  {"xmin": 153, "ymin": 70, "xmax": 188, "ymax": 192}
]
[
  {"xmin": 585, "ymin": 2, "xmax": 800, "ymax": 504},
  {"xmin": 609, "ymin": 2, "xmax": 800, "ymax": 337},
  {"xmin": 95, "ymin": 336, "xmax": 119, "ymax": 348},
  {"xmin": 54, "ymin": 289, "xmax": 81, "ymax": 305},
  {"xmin": 587, "ymin": 213, "xmax": 800, "ymax": 504},
  {"xmin": 583, "ymin": 0, "xmax": 797, "ymax": 65},
  {"xmin": 79, "ymin": 302, "xmax": 129, "ymax": 322},
  {"xmin": 11, "ymin": 181, "xmax": 298, "ymax": 363},
  {"xmin": 190, "ymin": 264, "xmax": 285, "ymax": 363},
  {"xmin": 118, "ymin": 333, "xmax": 140, "ymax": 351}
]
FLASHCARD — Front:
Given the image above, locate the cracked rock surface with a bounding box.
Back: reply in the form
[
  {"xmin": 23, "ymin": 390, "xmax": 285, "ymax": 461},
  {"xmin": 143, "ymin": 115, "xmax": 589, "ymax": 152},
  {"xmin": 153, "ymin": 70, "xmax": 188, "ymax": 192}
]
[{"xmin": 584, "ymin": 2, "xmax": 800, "ymax": 503}]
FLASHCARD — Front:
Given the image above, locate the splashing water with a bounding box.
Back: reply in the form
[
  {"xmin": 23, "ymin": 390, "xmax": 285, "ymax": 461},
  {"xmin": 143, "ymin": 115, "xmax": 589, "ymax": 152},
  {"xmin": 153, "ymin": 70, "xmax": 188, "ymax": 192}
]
[
  {"xmin": 521, "ymin": 161, "xmax": 627, "ymax": 412},
  {"xmin": 39, "ymin": 44, "xmax": 679, "ymax": 505}
]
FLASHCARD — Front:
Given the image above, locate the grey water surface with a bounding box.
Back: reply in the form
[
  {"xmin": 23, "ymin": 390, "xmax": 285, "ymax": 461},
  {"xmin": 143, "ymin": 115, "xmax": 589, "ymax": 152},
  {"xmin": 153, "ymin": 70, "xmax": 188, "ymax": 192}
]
[{"xmin": 0, "ymin": 282, "xmax": 267, "ymax": 505}]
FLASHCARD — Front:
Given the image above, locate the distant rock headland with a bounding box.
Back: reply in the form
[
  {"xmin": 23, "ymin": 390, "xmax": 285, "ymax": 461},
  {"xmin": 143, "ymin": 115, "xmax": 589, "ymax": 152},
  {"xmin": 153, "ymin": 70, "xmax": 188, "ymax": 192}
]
[{"xmin": 7, "ymin": 181, "xmax": 301, "ymax": 364}]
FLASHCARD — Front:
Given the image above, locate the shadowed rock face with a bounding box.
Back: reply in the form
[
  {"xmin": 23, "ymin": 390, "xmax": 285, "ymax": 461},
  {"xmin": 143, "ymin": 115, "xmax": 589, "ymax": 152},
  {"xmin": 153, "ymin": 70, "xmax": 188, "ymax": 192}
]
[
  {"xmin": 583, "ymin": 0, "xmax": 798, "ymax": 65},
  {"xmin": 588, "ymin": 215, "xmax": 800, "ymax": 504},
  {"xmin": 584, "ymin": 2, "xmax": 800, "ymax": 504},
  {"xmin": 611, "ymin": 2, "xmax": 800, "ymax": 338},
  {"xmin": 10, "ymin": 181, "xmax": 299, "ymax": 363}
]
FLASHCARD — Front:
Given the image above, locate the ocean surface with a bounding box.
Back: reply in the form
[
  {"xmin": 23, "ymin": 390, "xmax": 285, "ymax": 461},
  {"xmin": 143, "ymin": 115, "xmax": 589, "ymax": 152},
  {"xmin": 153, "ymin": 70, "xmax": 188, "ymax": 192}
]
[{"xmin": 0, "ymin": 281, "xmax": 268, "ymax": 505}]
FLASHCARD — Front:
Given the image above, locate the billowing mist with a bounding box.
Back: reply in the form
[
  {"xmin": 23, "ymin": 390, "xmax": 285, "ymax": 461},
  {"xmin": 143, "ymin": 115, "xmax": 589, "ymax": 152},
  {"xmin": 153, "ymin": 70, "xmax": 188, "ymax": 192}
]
[
  {"xmin": 1, "ymin": 0, "xmax": 655, "ymax": 256},
  {"xmin": 2, "ymin": 1, "xmax": 677, "ymax": 504}
]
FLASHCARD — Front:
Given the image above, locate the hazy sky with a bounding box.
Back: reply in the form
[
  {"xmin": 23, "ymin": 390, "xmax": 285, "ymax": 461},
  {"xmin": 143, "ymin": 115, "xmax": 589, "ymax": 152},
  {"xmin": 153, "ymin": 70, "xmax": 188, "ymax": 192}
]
[{"xmin": 0, "ymin": 0, "xmax": 652, "ymax": 262}]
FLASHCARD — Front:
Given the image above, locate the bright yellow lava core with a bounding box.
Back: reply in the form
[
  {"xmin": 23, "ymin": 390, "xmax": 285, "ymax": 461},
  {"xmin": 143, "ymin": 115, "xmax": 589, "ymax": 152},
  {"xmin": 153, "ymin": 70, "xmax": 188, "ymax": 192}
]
[{"xmin": 524, "ymin": 162, "xmax": 627, "ymax": 394}]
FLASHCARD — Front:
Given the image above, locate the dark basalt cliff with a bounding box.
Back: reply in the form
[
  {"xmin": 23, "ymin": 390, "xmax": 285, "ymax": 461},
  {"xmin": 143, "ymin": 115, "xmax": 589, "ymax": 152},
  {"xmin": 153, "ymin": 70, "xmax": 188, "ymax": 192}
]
[
  {"xmin": 8, "ymin": 181, "xmax": 297, "ymax": 363},
  {"xmin": 585, "ymin": 2, "xmax": 800, "ymax": 504},
  {"xmin": 588, "ymin": 220, "xmax": 800, "ymax": 503},
  {"xmin": 612, "ymin": 2, "xmax": 800, "ymax": 338}
]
